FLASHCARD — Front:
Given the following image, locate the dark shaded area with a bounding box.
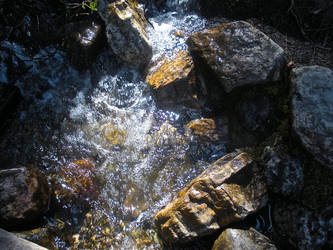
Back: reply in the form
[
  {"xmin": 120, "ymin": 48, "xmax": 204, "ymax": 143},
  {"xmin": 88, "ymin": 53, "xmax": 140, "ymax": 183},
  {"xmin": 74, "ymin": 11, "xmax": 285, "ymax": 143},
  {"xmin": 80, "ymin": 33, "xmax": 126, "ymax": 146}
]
[{"xmin": 198, "ymin": 0, "xmax": 333, "ymax": 47}]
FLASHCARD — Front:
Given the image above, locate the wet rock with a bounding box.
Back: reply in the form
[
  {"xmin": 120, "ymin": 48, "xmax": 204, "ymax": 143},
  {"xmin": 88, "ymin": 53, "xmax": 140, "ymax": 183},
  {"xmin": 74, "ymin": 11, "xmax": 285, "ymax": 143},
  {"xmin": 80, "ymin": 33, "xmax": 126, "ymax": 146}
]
[
  {"xmin": 146, "ymin": 51, "xmax": 203, "ymax": 108},
  {"xmin": 262, "ymin": 146, "xmax": 304, "ymax": 198},
  {"xmin": 273, "ymin": 201, "xmax": 327, "ymax": 249},
  {"xmin": 123, "ymin": 185, "xmax": 147, "ymax": 220},
  {"xmin": 187, "ymin": 21, "xmax": 286, "ymax": 93},
  {"xmin": 154, "ymin": 152, "xmax": 267, "ymax": 245},
  {"xmin": 155, "ymin": 121, "xmax": 186, "ymax": 147},
  {"xmin": 98, "ymin": 0, "xmax": 152, "ymax": 68},
  {"xmin": 212, "ymin": 227, "xmax": 277, "ymax": 250},
  {"xmin": 0, "ymin": 228, "xmax": 47, "ymax": 250},
  {"xmin": 101, "ymin": 122, "xmax": 127, "ymax": 146},
  {"xmin": 63, "ymin": 19, "xmax": 106, "ymax": 70},
  {"xmin": 184, "ymin": 118, "xmax": 228, "ymax": 142},
  {"xmin": 291, "ymin": 66, "xmax": 333, "ymax": 168},
  {"xmin": 0, "ymin": 167, "xmax": 50, "ymax": 229},
  {"xmin": 56, "ymin": 159, "xmax": 99, "ymax": 201}
]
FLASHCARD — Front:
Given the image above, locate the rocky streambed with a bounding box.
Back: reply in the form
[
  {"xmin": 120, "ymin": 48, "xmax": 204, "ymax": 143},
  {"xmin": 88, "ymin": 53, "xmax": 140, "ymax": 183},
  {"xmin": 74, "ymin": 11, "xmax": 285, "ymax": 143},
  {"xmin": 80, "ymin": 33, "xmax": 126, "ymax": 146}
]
[{"xmin": 0, "ymin": 0, "xmax": 333, "ymax": 249}]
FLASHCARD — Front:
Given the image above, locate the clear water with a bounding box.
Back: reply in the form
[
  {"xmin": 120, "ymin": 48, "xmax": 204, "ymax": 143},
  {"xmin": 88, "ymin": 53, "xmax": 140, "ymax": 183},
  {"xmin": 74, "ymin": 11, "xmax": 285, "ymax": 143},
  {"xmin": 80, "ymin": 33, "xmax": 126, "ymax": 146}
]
[{"xmin": 0, "ymin": 5, "xmax": 227, "ymax": 249}]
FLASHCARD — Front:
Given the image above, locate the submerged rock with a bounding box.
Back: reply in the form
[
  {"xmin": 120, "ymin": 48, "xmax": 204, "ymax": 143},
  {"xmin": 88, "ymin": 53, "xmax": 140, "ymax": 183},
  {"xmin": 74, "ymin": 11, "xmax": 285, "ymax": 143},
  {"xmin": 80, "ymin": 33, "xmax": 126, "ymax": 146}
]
[
  {"xmin": 212, "ymin": 227, "xmax": 277, "ymax": 250},
  {"xmin": 63, "ymin": 19, "xmax": 106, "ymax": 70},
  {"xmin": 0, "ymin": 228, "xmax": 47, "ymax": 250},
  {"xmin": 273, "ymin": 201, "xmax": 327, "ymax": 249},
  {"xmin": 146, "ymin": 51, "xmax": 203, "ymax": 108},
  {"xmin": 262, "ymin": 146, "xmax": 304, "ymax": 198},
  {"xmin": 56, "ymin": 159, "xmax": 99, "ymax": 201},
  {"xmin": 98, "ymin": 0, "xmax": 152, "ymax": 68},
  {"xmin": 187, "ymin": 21, "xmax": 286, "ymax": 93},
  {"xmin": 0, "ymin": 167, "xmax": 50, "ymax": 229},
  {"xmin": 153, "ymin": 152, "xmax": 267, "ymax": 245},
  {"xmin": 291, "ymin": 66, "xmax": 333, "ymax": 168}
]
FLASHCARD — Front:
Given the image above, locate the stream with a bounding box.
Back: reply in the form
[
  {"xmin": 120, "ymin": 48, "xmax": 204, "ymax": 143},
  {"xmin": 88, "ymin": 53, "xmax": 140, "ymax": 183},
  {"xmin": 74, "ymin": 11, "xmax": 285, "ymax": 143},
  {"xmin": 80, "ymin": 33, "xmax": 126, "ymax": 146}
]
[{"xmin": 0, "ymin": 3, "xmax": 232, "ymax": 249}]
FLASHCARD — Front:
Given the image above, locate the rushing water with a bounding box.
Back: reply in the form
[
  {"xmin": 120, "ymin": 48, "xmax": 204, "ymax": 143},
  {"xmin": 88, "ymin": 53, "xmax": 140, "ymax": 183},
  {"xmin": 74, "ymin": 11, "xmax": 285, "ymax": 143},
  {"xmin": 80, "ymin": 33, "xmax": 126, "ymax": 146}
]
[{"xmin": 0, "ymin": 4, "xmax": 229, "ymax": 249}]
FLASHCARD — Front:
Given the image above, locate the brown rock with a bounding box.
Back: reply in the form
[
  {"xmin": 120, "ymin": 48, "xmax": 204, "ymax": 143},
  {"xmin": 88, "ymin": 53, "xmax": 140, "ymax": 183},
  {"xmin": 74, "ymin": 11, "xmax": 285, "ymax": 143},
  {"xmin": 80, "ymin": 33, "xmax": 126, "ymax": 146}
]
[
  {"xmin": 0, "ymin": 167, "xmax": 50, "ymax": 229},
  {"xmin": 153, "ymin": 152, "xmax": 267, "ymax": 245},
  {"xmin": 212, "ymin": 228, "xmax": 277, "ymax": 250},
  {"xmin": 57, "ymin": 158, "xmax": 99, "ymax": 201},
  {"xmin": 187, "ymin": 21, "xmax": 286, "ymax": 93},
  {"xmin": 185, "ymin": 118, "xmax": 228, "ymax": 142},
  {"xmin": 146, "ymin": 51, "xmax": 203, "ymax": 108}
]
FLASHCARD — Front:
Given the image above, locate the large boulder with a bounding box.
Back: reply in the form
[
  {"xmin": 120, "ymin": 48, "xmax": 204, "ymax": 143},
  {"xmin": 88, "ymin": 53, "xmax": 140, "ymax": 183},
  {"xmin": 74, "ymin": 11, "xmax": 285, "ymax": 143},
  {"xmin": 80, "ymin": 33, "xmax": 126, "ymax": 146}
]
[
  {"xmin": 0, "ymin": 167, "xmax": 50, "ymax": 229},
  {"xmin": 146, "ymin": 51, "xmax": 203, "ymax": 108},
  {"xmin": 98, "ymin": 0, "xmax": 152, "ymax": 68},
  {"xmin": 186, "ymin": 21, "xmax": 286, "ymax": 93},
  {"xmin": 212, "ymin": 228, "xmax": 277, "ymax": 250},
  {"xmin": 153, "ymin": 152, "xmax": 267, "ymax": 245},
  {"xmin": 0, "ymin": 228, "xmax": 47, "ymax": 250},
  {"xmin": 291, "ymin": 66, "xmax": 333, "ymax": 168}
]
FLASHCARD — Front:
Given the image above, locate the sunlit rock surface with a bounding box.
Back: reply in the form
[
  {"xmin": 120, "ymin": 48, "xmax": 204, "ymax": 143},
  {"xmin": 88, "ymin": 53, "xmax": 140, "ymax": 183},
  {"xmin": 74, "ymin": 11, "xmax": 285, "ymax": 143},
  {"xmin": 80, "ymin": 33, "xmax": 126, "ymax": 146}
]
[
  {"xmin": 187, "ymin": 21, "xmax": 286, "ymax": 93},
  {"xmin": 212, "ymin": 228, "xmax": 277, "ymax": 250},
  {"xmin": 262, "ymin": 146, "xmax": 304, "ymax": 198},
  {"xmin": 63, "ymin": 19, "xmax": 106, "ymax": 70},
  {"xmin": 98, "ymin": 0, "xmax": 152, "ymax": 68},
  {"xmin": 154, "ymin": 152, "xmax": 267, "ymax": 245},
  {"xmin": 146, "ymin": 51, "xmax": 202, "ymax": 108},
  {"xmin": 185, "ymin": 118, "xmax": 228, "ymax": 142},
  {"xmin": 273, "ymin": 201, "xmax": 327, "ymax": 249},
  {"xmin": 291, "ymin": 66, "xmax": 333, "ymax": 168},
  {"xmin": 0, "ymin": 167, "xmax": 50, "ymax": 229},
  {"xmin": 0, "ymin": 228, "xmax": 47, "ymax": 250}
]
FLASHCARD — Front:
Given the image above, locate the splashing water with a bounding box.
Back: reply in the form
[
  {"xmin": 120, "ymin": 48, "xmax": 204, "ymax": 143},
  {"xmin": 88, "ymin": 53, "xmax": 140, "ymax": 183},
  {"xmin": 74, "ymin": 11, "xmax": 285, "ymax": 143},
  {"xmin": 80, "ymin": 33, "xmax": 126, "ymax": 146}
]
[{"xmin": 0, "ymin": 5, "xmax": 226, "ymax": 249}]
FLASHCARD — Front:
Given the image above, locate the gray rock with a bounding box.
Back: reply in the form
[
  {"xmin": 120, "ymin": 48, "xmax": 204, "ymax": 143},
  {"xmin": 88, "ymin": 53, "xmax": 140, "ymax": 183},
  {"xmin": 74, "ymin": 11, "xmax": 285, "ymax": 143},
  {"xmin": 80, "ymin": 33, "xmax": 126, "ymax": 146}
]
[
  {"xmin": 291, "ymin": 66, "xmax": 333, "ymax": 168},
  {"xmin": 212, "ymin": 228, "xmax": 277, "ymax": 250},
  {"xmin": 98, "ymin": 0, "xmax": 152, "ymax": 68},
  {"xmin": 0, "ymin": 167, "xmax": 50, "ymax": 229},
  {"xmin": 262, "ymin": 146, "xmax": 304, "ymax": 198},
  {"xmin": 154, "ymin": 152, "xmax": 267, "ymax": 245},
  {"xmin": 187, "ymin": 21, "xmax": 286, "ymax": 93},
  {"xmin": 273, "ymin": 201, "xmax": 327, "ymax": 250},
  {"xmin": 0, "ymin": 228, "xmax": 47, "ymax": 250}
]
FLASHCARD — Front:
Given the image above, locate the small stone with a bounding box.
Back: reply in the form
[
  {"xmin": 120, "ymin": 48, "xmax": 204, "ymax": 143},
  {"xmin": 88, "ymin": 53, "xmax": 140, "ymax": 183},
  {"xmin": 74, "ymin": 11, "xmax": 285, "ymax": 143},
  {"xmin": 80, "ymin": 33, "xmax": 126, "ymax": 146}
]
[
  {"xmin": 212, "ymin": 228, "xmax": 277, "ymax": 250},
  {"xmin": 146, "ymin": 51, "xmax": 203, "ymax": 108}
]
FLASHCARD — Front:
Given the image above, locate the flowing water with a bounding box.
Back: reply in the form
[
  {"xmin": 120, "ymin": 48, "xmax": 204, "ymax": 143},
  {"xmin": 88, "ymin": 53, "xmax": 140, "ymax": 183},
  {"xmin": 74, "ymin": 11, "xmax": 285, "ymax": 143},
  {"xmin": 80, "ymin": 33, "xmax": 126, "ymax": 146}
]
[{"xmin": 0, "ymin": 3, "xmax": 230, "ymax": 249}]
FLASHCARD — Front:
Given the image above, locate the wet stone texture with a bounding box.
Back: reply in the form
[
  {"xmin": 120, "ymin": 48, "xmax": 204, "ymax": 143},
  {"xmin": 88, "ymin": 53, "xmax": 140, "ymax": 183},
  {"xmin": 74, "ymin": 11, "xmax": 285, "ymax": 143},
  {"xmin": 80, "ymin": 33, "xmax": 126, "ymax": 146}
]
[
  {"xmin": 273, "ymin": 201, "xmax": 327, "ymax": 250},
  {"xmin": 146, "ymin": 51, "xmax": 203, "ymax": 108},
  {"xmin": 212, "ymin": 227, "xmax": 277, "ymax": 250},
  {"xmin": 291, "ymin": 66, "xmax": 333, "ymax": 168},
  {"xmin": 0, "ymin": 166, "xmax": 50, "ymax": 229},
  {"xmin": 56, "ymin": 159, "xmax": 99, "ymax": 202},
  {"xmin": 262, "ymin": 146, "xmax": 304, "ymax": 198},
  {"xmin": 153, "ymin": 152, "xmax": 267, "ymax": 245},
  {"xmin": 98, "ymin": 0, "xmax": 152, "ymax": 68},
  {"xmin": 186, "ymin": 21, "xmax": 286, "ymax": 93}
]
